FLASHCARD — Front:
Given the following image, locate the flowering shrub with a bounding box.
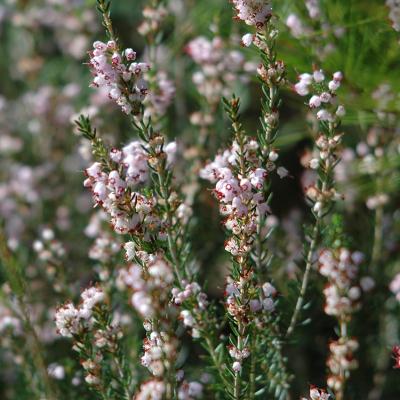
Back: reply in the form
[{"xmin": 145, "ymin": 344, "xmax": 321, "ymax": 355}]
[{"xmin": 0, "ymin": 0, "xmax": 400, "ymax": 399}]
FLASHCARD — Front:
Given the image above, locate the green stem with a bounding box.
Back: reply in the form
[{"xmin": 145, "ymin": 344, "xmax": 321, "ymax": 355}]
[
  {"xmin": 286, "ymin": 220, "xmax": 319, "ymax": 337},
  {"xmin": 371, "ymin": 204, "xmax": 384, "ymax": 270},
  {"xmin": 248, "ymin": 335, "xmax": 257, "ymax": 399}
]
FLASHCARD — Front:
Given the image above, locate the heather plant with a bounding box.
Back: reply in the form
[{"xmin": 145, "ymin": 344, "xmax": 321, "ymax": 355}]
[{"xmin": 0, "ymin": 1, "xmax": 399, "ymax": 400}]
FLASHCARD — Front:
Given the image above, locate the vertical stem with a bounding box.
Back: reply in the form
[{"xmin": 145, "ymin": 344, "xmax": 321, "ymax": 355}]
[
  {"xmin": 286, "ymin": 220, "xmax": 319, "ymax": 337},
  {"xmin": 249, "ymin": 335, "xmax": 257, "ymax": 399},
  {"xmin": 371, "ymin": 205, "xmax": 384, "ymax": 269},
  {"xmin": 234, "ymin": 322, "xmax": 245, "ymax": 399},
  {"xmin": 335, "ymin": 320, "xmax": 348, "ymax": 400},
  {"xmin": 156, "ymin": 165, "xmax": 183, "ymax": 283}
]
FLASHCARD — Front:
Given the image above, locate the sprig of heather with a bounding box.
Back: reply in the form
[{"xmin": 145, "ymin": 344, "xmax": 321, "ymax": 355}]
[
  {"xmin": 243, "ymin": 20, "xmax": 286, "ymax": 166},
  {"xmin": 77, "ymin": 3, "xmax": 204, "ymax": 397},
  {"xmin": 220, "ymin": 5, "xmax": 291, "ymax": 398},
  {"xmin": 318, "ymin": 247, "xmax": 363, "ymax": 400},
  {"xmin": 240, "ymin": 12, "xmax": 287, "ymax": 279},
  {"xmin": 55, "ymin": 286, "xmax": 132, "ymax": 399},
  {"xmin": 138, "ymin": 0, "xmax": 175, "ymax": 123},
  {"xmin": 200, "ymin": 96, "xmax": 290, "ymax": 399},
  {"xmin": 286, "ymin": 68, "xmax": 346, "ymax": 337},
  {"xmin": 90, "ymin": 1, "xmax": 150, "ymax": 116}
]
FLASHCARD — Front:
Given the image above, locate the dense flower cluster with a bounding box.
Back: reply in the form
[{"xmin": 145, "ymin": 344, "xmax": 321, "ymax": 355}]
[
  {"xmin": 231, "ymin": 0, "xmax": 272, "ymax": 26},
  {"xmin": 186, "ymin": 36, "xmax": 248, "ymax": 113},
  {"xmin": 118, "ymin": 256, "xmax": 174, "ymax": 319},
  {"xmin": 294, "ymin": 69, "xmax": 345, "ymax": 122},
  {"xmin": 141, "ymin": 331, "xmax": 177, "ymax": 377},
  {"xmin": 55, "ymin": 286, "xmax": 105, "ymax": 337},
  {"xmin": 387, "ymin": 0, "xmax": 400, "ymax": 31},
  {"xmin": 134, "ymin": 379, "xmax": 165, "ymax": 400},
  {"xmin": 172, "ymin": 281, "xmax": 208, "ymax": 338},
  {"xmin": 84, "ymin": 139, "xmax": 176, "ymax": 237},
  {"xmin": 318, "ymin": 248, "xmax": 363, "ymax": 318},
  {"xmin": 200, "ymin": 139, "xmax": 272, "ymax": 256},
  {"xmin": 89, "ymin": 40, "xmax": 150, "ymax": 114},
  {"xmin": 318, "ymin": 248, "xmax": 365, "ymax": 396},
  {"xmin": 118, "ymin": 256, "xmax": 178, "ymax": 378}
]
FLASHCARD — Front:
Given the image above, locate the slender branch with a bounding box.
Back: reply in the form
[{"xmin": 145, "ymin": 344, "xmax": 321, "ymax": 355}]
[{"xmin": 286, "ymin": 221, "xmax": 319, "ymax": 337}]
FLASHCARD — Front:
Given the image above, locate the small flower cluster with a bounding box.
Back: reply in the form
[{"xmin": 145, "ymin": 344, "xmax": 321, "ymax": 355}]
[
  {"xmin": 226, "ymin": 280, "xmax": 277, "ymax": 316},
  {"xmin": 229, "ymin": 345, "xmax": 250, "ymax": 373},
  {"xmin": 138, "ymin": 4, "xmax": 168, "ymax": 37},
  {"xmin": 172, "ymin": 281, "xmax": 208, "ymax": 339},
  {"xmin": 145, "ymin": 71, "xmax": 176, "ymax": 119},
  {"xmin": 392, "ymin": 345, "xmax": 400, "ymax": 369},
  {"xmin": 200, "ymin": 140, "xmax": 271, "ymax": 256},
  {"xmin": 141, "ymin": 331, "xmax": 178, "ymax": 377},
  {"xmin": 256, "ymin": 57, "xmax": 286, "ymax": 90},
  {"xmin": 286, "ymin": 14, "xmax": 312, "ymax": 39},
  {"xmin": 305, "ymin": 0, "xmax": 321, "ymax": 20},
  {"xmin": 119, "ymin": 255, "xmax": 174, "ymax": 319},
  {"xmin": 301, "ymin": 386, "xmax": 330, "ymax": 400},
  {"xmin": 55, "ymin": 286, "xmax": 105, "ymax": 337},
  {"xmin": 318, "ymin": 248, "xmax": 363, "ymax": 396},
  {"xmin": 33, "ymin": 228, "xmax": 65, "ymax": 263},
  {"xmin": 84, "ymin": 139, "xmax": 176, "ymax": 238},
  {"xmin": 387, "ymin": 0, "xmax": 400, "ymax": 32},
  {"xmin": 305, "ymin": 133, "xmax": 344, "ymax": 215},
  {"xmin": 318, "ymin": 248, "xmax": 363, "ymax": 318},
  {"xmin": 186, "ymin": 36, "xmax": 248, "ymax": 115},
  {"xmin": 294, "ymin": 70, "xmax": 345, "ymax": 122},
  {"xmin": 134, "ymin": 378, "xmax": 202, "ymax": 400},
  {"xmin": 88, "ymin": 234, "xmax": 120, "ymax": 263},
  {"xmin": 119, "ymin": 255, "xmax": 178, "ymax": 385},
  {"xmin": 134, "ymin": 379, "xmax": 165, "ymax": 400},
  {"xmin": 327, "ymin": 337, "xmax": 359, "ymax": 393},
  {"xmin": 0, "ymin": 305, "xmax": 21, "ymax": 335},
  {"xmin": 231, "ymin": 0, "xmax": 272, "ymax": 27},
  {"xmin": 89, "ymin": 40, "xmax": 150, "ymax": 114},
  {"xmin": 390, "ymin": 272, "xmax": 400, "ymax": 301},
  {"xmin": 225, "ymin": 280, "xmax": 277, "ymax": 371},
  {"xmin": 177, "ymin": 380, "xmax": 203, "ymax": 399},
  {"xmin": 56, "ymin": 285, "xmax": 126, "ymax": 389}
]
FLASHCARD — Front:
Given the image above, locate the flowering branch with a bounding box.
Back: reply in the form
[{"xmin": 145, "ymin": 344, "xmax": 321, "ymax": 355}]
[{"xmin": 286, "ymin": 69, "xmax": 345, "ymax": 337}]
